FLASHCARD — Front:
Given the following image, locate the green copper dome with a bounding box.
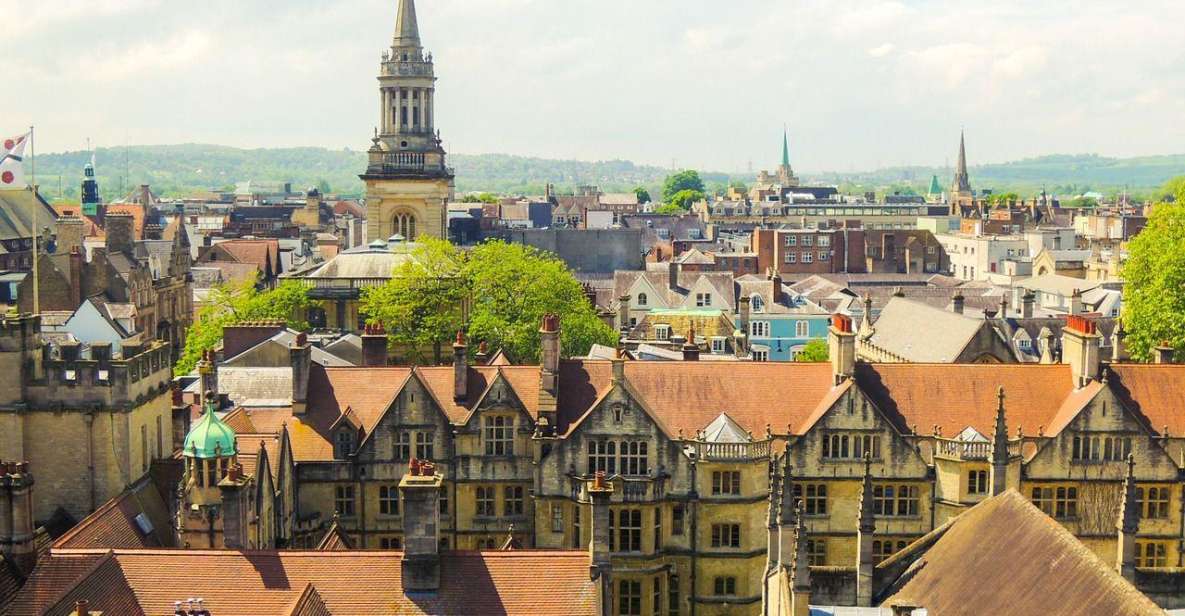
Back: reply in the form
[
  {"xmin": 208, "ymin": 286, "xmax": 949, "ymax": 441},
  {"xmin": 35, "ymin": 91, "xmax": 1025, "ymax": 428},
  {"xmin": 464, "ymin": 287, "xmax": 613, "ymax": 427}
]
[{"xmin": 184, "ymin": 404, "xmax": 237, "ymax": 459}]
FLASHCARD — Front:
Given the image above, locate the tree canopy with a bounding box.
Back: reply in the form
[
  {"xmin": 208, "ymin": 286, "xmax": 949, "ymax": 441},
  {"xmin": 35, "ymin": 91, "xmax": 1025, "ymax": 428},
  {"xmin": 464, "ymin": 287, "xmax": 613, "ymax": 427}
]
[
  {"xmin": 1121, "ymin": 200, "xmax": 1185, "ymax": 361},
  {"xmin": 1163, "ymin": 176, "xmax": 1185, "ymax": 203},
  {"xmin": 361, "ymin": 239, "xmax": 617, "ymax": 364},
  {"xmin": 794, "ymin": 339, "xmax": 829, "ymax": 362},
  {"xmin": 175, "ymin": 278, "xmax": 318, "ymax": 374},
  {"xmin": 662, "ymin": 170, "xmax": 705, "ymax": 203},
  {"xmin": 665, "ymin": 189, "xmax": 706, "ymax": 211},
  {"xmin": 634, "ymin": 186, "xmax": 652, "ymax": 204},
  {"xmin": 461, "ymin": 192, "xmax": 500, "ymax": 204}
]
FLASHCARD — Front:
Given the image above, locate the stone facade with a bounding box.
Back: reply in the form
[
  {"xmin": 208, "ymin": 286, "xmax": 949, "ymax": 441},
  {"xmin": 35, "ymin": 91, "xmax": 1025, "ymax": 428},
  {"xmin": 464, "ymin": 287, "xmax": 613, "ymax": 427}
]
[{"xmin": 362, "ymin": 0, "xmax": 454, "ymax": 243}]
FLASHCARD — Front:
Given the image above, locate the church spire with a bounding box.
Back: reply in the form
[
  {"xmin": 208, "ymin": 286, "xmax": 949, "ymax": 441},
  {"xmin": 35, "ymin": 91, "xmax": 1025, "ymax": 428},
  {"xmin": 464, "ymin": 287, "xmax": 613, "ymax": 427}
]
[
  {"xmin": 954, "ymin": 130, "xmax": 971, "ymax": 193},
  {"xmin": 781, "ymin": 128, "xmax": 791, "ymax": 167},
  {"xmin": 393, "ymin": 0, "xmax": 420, "ymax": 48}
]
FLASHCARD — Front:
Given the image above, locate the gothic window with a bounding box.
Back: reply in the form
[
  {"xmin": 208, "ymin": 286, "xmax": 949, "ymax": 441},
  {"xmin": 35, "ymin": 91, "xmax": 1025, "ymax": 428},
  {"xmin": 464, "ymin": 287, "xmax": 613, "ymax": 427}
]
[
  {"xmin": 872, "ymin": 484, "xmax": 920, "ymax": 517},
  {"xmin": 618, "ymin": 580, "xmax": 642, "ymax": 616},
  {"xmin": 709, "ymin": 523, "xmax": 740, "ymax": 548},
  {"xmin": 711, "ymin": 471, "xmax": 741, "ymax": 496},
  {"xmin": 414, "ymin": 431, "xmax": 434, "ymax": 460},
  {"xmin": 620, "ymin": 441, "xmax": 649, "ymax": 476},
  {"xmin": 1137, "ymin": 486, "xmax": 1171, "ymax": 519},
  {"xmin": 334, "ymin": 485, "xmax": 356, "ymax": 517},
  {"xmin": 588, "ymin": 440, "xmax": 617, "ymax": 474},
  {"xmin": 394, "ymin": 214, "xmax": 417, "ymax": 240},
  {"xmin": 476, "ymin": 486, "xmax": 495, "ymax": 517},
  {"xmin": 794, "ymin": 483, "xmax": 828, "ymax": 516},
  {"xmin": 334, "ymin": 430, "xmax": 355, "ymax": 459},
  {"xmin": 617, "ymin": 509, "xmax": 643, "ymax": 552},
  {"xmin": 392, "ymin": 431, "xmax": 410, "ymax": 460},
  {"xmin": 713, "ymin": 577, "xmax": 736, "ymax": 596},
  {"xmin": 503, "ymin": 486, "xmax": 524, "ymax": 516},
  {"xmin": 551, "ymin": 503, "xmax": 564, "ymax": 533},
  {"xmin": 637, "ymin": 293, "xmax": 648, "ymax": 306},
  {"xmin": 1137, "ymin": 542, "xmax": 1168, "ymax": 568}
]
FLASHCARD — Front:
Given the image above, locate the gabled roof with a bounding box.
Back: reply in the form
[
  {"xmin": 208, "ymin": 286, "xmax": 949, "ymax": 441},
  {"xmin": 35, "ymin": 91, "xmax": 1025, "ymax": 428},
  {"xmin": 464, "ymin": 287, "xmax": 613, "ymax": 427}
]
[
  {"xmin": 287, "ymin": 583, "xmax": 331, "ymax": 616},
  {"xmin": 702, "ymin": 412, "xmax": 750, "ymax": 443},
  {"xmin": 315, "ymin": 520, "xmax": 354, "ymax": 551},
  {"xmin": 16, "ymin": 550, "xmax": 599, "ymax": 616},
  {"xmin": 883, "ymin": 490, "xmax": 1162, "ymax": 615},
  {"xmin": 1107, "ymin": 365, "xmax": 1185, "ymax": 435},
  {"xmin": 865, "ymin": 297, "xmax": 998, "ymax": 362},
  {"xmin": 52, "ymin": 469, "xmax": 176, "ymax": 550}
]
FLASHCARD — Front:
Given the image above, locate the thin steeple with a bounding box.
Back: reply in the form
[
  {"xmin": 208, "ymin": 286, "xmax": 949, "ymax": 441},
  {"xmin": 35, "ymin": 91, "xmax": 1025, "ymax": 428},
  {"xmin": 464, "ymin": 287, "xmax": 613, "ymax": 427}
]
[
  {"xmin": 781, "ymin": 128, "xmax": 791, "ymax": 167},
  {"xmin": 393, "ymin": 0, "xmax": 421, "ymax": 48},
  {"xmin": 954, "ymin": 130, "xmax": 971, "ymax": 192}
]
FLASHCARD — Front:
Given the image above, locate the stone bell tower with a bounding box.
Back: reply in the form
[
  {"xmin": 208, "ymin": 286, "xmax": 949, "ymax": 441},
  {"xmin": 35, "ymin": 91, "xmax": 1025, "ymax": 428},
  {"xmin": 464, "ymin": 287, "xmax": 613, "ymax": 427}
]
[{"xmin": 362, "ymin": 0, "xmax": 455, "ymax": 244}]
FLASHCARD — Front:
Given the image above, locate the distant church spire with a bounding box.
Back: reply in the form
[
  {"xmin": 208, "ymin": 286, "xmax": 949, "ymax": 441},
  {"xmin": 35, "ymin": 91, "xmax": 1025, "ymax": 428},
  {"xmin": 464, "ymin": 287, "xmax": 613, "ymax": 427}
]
[
  {"xmin": 781, "ymin": 128, "xmax": 791, "ymax": 167},
  {"xmin": 954, "ymin": 130, "xmax": 971, "ymax": 193},
  {"xmin": 393, "ymin": 0, "xmax": 421, "ymax": 48}
]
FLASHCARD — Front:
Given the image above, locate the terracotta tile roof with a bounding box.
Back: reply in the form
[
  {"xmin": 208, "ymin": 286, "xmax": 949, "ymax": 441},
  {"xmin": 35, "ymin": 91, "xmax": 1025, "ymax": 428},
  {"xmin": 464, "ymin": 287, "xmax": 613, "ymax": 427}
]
[
  {"xmin": 51, "ymin": 474, "xmax": 174, "ymax": 550},
  {"xmin": 288, "ymin": 583, "xmax": 331, "ymax": 616},
  {"xmin": 3, "ymin": 551, "xmax": 105, "ymax": 616},
  {"xmin": 884, "ymin": 490, "xmax": 1162, "ymax": 615},
  {"xmin": 415, "ymin": 366, "xmax": 499, "ymax": 423},
  {"xmin": 204, "ymin": 239, "xmax": 280, "ymax": 272},
  {"xmin": 0, "ymin": 554, "xmax": 25, "ymax": 612},
  {"xmin": 855, "ymin": 363, "xmax": 1074, "ymax": 437},
  {"xmin": 1106, "ymin": 365, "xmax": 1185, "ymax": 436},
  {"xmin": 556, "ymin": 361, "xmax": 836, "ymax": 437},
  {"xmin": 314, "ymin": 521, "xmax": 353, "ymax": 551},
  {"xmin": 16, "ymin": 550, "xmax": 598, "ymax": 616}
]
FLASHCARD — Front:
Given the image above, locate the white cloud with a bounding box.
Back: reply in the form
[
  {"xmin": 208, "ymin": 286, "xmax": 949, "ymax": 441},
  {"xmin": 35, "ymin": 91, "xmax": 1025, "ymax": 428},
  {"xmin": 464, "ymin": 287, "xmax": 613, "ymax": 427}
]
[{"xmin": 5, "ymin": 0, "xmax": 1185, "ymax": 170}]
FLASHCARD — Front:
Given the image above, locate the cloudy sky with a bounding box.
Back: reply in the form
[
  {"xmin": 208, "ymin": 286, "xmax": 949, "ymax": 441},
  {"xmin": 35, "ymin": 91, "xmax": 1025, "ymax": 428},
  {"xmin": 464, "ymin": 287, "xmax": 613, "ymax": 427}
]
[{"xmin": 6, "ymin": 0, "xmax": 1185, "ymax": 172}]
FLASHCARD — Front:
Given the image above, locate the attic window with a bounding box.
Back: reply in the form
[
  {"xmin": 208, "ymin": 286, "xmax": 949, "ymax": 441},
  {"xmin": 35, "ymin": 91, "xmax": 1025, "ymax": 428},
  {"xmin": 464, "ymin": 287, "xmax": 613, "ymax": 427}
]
[
  {"xmin": 655, "ymin": 325, "xmax": 671, "ymax": 341},
  {"xmin": 751, "ymin": 295, "xmax": 764, "ymax": 313},
  {"xmin": 335, "ymin": 430, "xmax": 356, "ymax": 459}
]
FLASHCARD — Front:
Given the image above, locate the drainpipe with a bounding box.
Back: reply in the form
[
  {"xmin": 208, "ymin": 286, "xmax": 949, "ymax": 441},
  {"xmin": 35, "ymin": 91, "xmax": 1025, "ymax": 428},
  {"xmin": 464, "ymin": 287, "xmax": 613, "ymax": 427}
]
[{"xmin": 357, "ymin": 457, "xmax": 366, "ymax": 547}]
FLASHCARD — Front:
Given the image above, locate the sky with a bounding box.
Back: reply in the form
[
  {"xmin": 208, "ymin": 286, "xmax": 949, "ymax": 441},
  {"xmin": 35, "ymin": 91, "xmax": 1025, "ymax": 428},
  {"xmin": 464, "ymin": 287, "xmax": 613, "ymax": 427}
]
[{"xmin": 6, "ymin": 0, "xmax": 1185, "ymax": 173}]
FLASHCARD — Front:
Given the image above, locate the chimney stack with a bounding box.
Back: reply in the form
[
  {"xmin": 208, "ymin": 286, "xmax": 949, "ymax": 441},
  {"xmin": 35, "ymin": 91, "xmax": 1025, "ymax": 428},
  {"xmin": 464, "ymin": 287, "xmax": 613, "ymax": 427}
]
[
  {"xmin": 770, "ymin": 270, "xmax": 784, "ymax": 305},
  {"xmin": 738, "ymin": 296, "xmax": 751, "ymax": 337},
  {"xmin": 218, "ymin": 463, "xmax": 251, "ymax": 549},
  {"xmin": 55, "ymin": 215, "xmax": 86, "ymax": 257},
  {"xmin": 362, "ymin": 324, "xmax": 389, "ymax": 367},
  {"xmin": 1063, "ymin": 315, "xmax": 1101, "ymax": 388},
  {"xmin": 828, "ymin": 314, "xmax": 856, "ymax": 384},
  {"xmin": 952, "ymin": 291, "xmax": 965, "ymax": 315},
  {"xmin": 104, "ymin": 211, "xmax": 135, "ymax": 255},
  {"xmin": 1069, "ymin": 288, "xmax": 1084, "ymax": 315},
  {"xmin": 668, "ymin": 260, "xmax": 679, "ymax": 292},
  {"xmin": 588, "ymin": 472, "xmax": 613, "ymax": 616},
  {"xmin": 616, "ymin": 295, "xmax": 631, "ymax": 335},
  {"xmin": 536, "ymin": 314, "xmax": 561, "ymax": 432},
  {"xmin": 0, "ymin": 462, "xmax": 36, "ymax": 575},
  {"xmin": 290, "ymin": 333, "xmax": 311, "ymax": 415},
  {"xmin": 1154, "ymin": 343, "xmax": 1175, "ymax": 365},
  {"xmin": 1021, "ymin": 290, "xmax": 1035, "ymax": 319},
  {"xmin": 453, "ymin": 331, "xmax": 468, "ymax": 402},
  {"xmin": 475, "ymin": 341, "xmax": 490, "ymax": 365},
  {"xmin": 400, "ymin": 459, "xmax": 444, "ymax": 592},
  {"xmin": 682, "ymin": 324, "xmax": 700, "ymax": 361}
]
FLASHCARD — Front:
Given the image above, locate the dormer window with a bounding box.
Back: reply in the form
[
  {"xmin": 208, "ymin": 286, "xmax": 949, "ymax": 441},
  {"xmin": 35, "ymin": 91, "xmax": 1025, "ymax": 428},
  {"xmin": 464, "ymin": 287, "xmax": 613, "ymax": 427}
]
[
  {"xmin": 335, "ymin": 430, "xmax": 356, "ymax": 459},
  {"xmin": 637, "ymin": 293, "xmax": 648, "ymax": 307},
  {"xmin": 655, "ymin": 325, "xmax": 671, "ymax": 341},
  {"xmin": 751, "ymin": 295, "xmax": 764, "ymax": 313}
]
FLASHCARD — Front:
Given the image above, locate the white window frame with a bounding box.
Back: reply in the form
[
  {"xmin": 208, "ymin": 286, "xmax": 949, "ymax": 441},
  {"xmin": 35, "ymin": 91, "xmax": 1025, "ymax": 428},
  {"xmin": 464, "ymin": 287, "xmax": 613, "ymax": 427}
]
[
  {"xmin": 785, "ymin": 252, "xmax": 796, "ymax": 264},
  {"xmin": 711, "ymin": 337, "xmax": 726, "ymax": 354},
  {"xmin": 802, "ymin": 252, "xmax": 813, "ymax": 264},
  {"xmin": 750, "ymin": 321, "xmax": 770, "ymax": 337},
  {"xmin": 655, "ymin": 325, "xmax": 671, "ymax": 341},
  {"xmin": 795, "ymin": 320, "xmax": 809, "ymax": 338},
  {"xmin": 695, "ymin": 293, "xmax": 712, "ymax": 307}
]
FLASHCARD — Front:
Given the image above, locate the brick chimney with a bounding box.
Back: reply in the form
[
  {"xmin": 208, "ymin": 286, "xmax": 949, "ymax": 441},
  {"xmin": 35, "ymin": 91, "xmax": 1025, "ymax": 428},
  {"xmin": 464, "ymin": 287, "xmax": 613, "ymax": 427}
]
[
  {"xmin": 738, "ymin": 296, "xmax": 751, "ymax": 337},
  {"xmin": 1154, "ymin": 343, "xmax": 1175, "ymax": 365},
  {"xmin": 770, "ymin": 270, "xmax": 784, "ymax": 305},
  {"xmin": 104, "ymin": 211, "xmax": 135, "ymax": 255},
  {"xmin": 1063, "ymin": 315, "xmax": 1101, "ymax": 388},
  {"xmin": 453, "ymin": 331, "xmax": 468, "ymax": 402},
  {"xmin": 668, "ymin": 260, "xmax": 679, "ymax": 292},
  {"xmin": 222, "ymin": 320, "xmax": 285, "ymax": 360},
  {"xmin": 616, "ymin": 295, "xmax": 631, "ymax": 335},
  {"xmin": 291, "ymin": 333, "xmax": 311, "ymax": 415},
  {"xmin": 218, "ymin": 463, "xmax": 251, "ymax": 549},
  {"xmin": 952, "ymin": 291, "xmax": 965, "ymax": 315},
  {"xmin": 682, "ymin": 324, "xmax": 700, "ymax": 361},
  {"xmin": 70, "ymin": 600, "xmax": 96, "ymax": 616},
  {"xmin": 362, "ymin": 324, "xmax": 389, "ymax": 367},
  {"xmin": 475, "ymin": 341, "xmax": 490, "ymax": 365},
  {"xmin": 0, "ymin": 462, "xmax": 36, "ymax": 575},
  {"xmin": 828, "ymin": 314, "xmax": 856, "ymax": 384},
  {"xmin": 588, "ymin": 472, "xmax": 613, "ymax": 616},
  {"xmin": 400, "ymin": 459, "xmax": 444, "ymax": 592}
]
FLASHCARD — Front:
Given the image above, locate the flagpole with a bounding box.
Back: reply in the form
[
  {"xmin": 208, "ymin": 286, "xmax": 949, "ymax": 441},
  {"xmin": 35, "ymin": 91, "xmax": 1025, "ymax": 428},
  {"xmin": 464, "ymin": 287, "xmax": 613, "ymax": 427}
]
[{"xmin": 30, "ymin": 124, "xmax": 39, "ymax": 316}]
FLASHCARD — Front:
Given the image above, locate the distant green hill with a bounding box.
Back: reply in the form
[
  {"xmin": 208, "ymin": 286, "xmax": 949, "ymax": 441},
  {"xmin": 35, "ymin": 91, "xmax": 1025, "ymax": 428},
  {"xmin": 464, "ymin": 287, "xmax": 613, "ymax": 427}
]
[{"xmin": 29, "ymin": 145, "xmax": 1184, "ymax": 202}]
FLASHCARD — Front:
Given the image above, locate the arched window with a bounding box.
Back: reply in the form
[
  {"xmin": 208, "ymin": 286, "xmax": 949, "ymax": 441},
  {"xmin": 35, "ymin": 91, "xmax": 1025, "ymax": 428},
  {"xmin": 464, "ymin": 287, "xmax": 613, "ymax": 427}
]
[
  {"xmin": 637, "ymin": 293, "xmax": 648, "ymax": 307},
  {"xmin": 394, "ymin": 214, "xmax": 417, "ymax": 240},
  {"xmin": 751, "ymin": 295, "xmax": 764, "ymax": 313}
]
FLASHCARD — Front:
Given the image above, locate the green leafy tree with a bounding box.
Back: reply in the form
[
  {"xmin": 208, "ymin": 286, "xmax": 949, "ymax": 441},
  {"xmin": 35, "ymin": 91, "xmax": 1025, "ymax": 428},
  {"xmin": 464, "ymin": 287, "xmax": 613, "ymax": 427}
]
[
  {"xmin": 795, "ymin": 339, "xmax": 829, "ymax": 362},
  {"xmin": 359, "ymin": 239, "xmax": 468, "ymax": 364},
  {"xmin": 361, "ymin": 239, "xmax": 616, "ymax": 364},
  {"xmin": 1162, "ymin": 176, "xmax": 1185, "ymax": 203},
  {"xmin": 1067, "ymin": 196, "xmax": 1099, "ymax": 208},
  {"xmin": 176, "ymin": 278, "xmax": 319, "ymax": 374},
  {"xmin": 634, "ymin": 187, "xmax": 651, "ymax": 204},
  {"xmin": 662, "ymin": 170, "xmax": 705, "ymax": 203},
  {"xmin": 1121, "ymin": 202, "xmax": 1185, "ymax": 361},
  {"xmin": 316, "ymin": 179, "xmax": 332, "ymax": 194},
  {"xmin": 665, "ymin": 189, "xmax": 706, "ymax": 211},
  {"xmin": 653, "ymin": 203, "xmax": 686, "ymax": 215}
]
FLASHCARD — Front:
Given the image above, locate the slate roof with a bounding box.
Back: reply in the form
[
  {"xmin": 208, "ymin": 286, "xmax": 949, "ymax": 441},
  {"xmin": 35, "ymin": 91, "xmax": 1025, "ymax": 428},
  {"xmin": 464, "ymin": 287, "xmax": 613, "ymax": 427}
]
[
  {"xmin": 883, "ymin": 490, "xmax": 1162, "ymax": 615},
  {"xmin": 864, "ymin": 297, "xmax": 998, "ymax": 362},
  {"xmin": 0, "ymin": 190, "xmax": 58, "ymax": 241},
  {"xmin": 9, "ymin": 550, "xmax": 599, "ymax": 616}
]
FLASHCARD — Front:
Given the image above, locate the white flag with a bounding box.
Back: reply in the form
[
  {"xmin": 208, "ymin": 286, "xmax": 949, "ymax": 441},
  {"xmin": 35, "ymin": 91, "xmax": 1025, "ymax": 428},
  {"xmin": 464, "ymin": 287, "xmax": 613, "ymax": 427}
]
[{"xmin": 0, "ymin": 132, "xmax": 31, "ymax": 190}]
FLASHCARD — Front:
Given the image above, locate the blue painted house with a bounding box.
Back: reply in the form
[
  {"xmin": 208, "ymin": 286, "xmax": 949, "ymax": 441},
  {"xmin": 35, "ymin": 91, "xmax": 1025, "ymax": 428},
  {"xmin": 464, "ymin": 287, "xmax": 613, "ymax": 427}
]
[{"xmin": 735, "ymin": 274, "xmax": 830, "ymax": 361}]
